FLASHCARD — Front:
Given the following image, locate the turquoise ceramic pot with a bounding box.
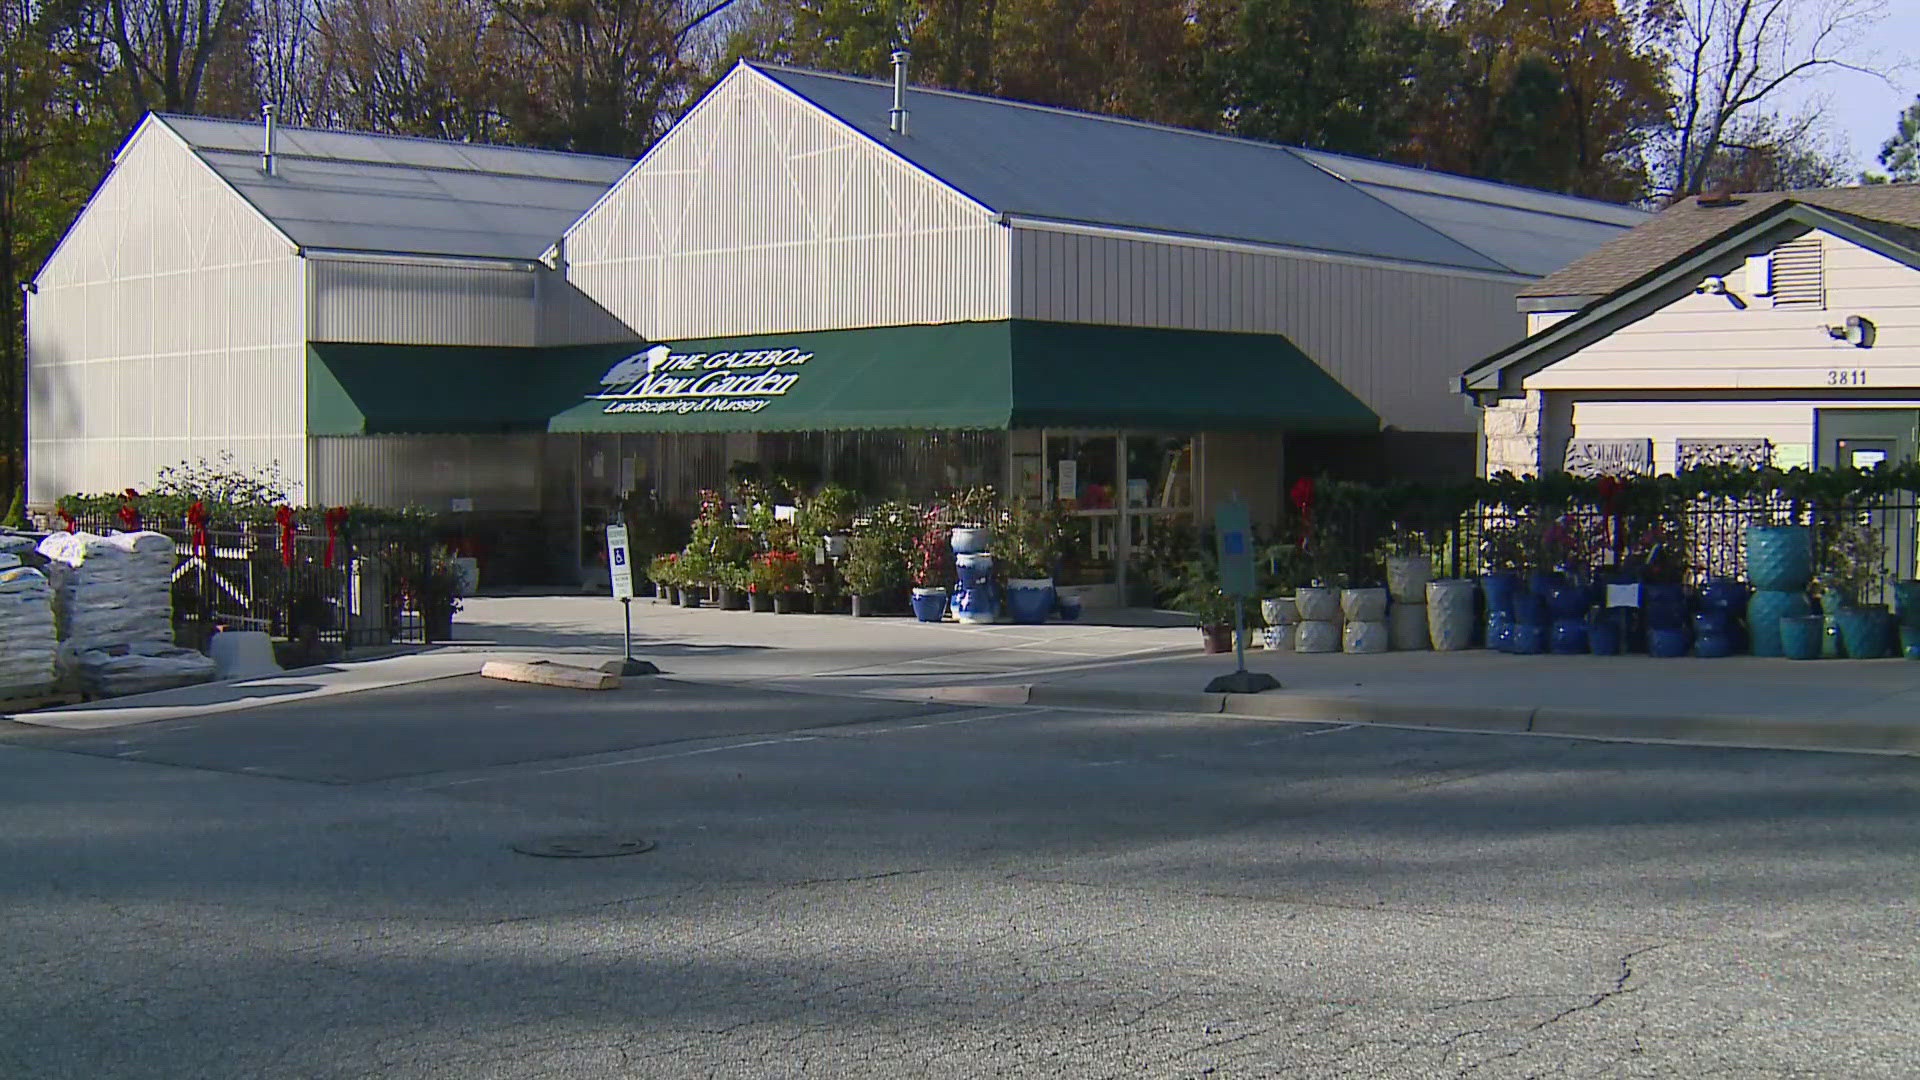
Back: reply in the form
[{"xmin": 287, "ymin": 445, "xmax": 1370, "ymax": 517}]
[
  {"xmin": 1780, "ymin": 615, "xmax": 1824, "ymax": 660},
  {"xmin": 1745, "ymin": 525, "xmax": 1812, "ymax": 591},
  {"xmin": 1836, "ymin": 606, "xmax": 1894, "ymax": 660},
  {"xmin": 1746, "ymin": 590, "xmax": 1810, "ymax": 657}
]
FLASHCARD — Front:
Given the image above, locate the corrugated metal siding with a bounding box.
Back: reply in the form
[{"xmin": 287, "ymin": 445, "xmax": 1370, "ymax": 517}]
[
  {"xmin": 28, "ymin": 122, "xmax": 307, "ymax": 506},
  {"xmin": 538, "ymin": 274, "xmax": 641, "ymax": 346},
  {"xmin": 1010, "ymin": 226, "xmax": 1523, "ymax": 433},
  {"xmin": 307, "ymin": 258, "xmax": 540, "ymax": 346},
  {"xmin": 309, "ymin": 434, "xmax": 544, "ymax": 510},
  {"xmin": 565, "ymin": 67, "xmax": 1009, "ymax": 340}
]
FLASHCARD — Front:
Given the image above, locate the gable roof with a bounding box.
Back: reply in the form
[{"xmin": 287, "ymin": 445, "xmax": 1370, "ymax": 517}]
[
  {"xmin": 1520, "ymin": 183, "xmax": 1920, "ymax": 301},
  {"xmin": 750, "ymin": 63, "xmax": 1644, "ymax": 278},
  {"xmin": 1460, "ymin": 197, "xmax": 1920, "ymax": 401},
  {"xmin": 157, "ymin": 114, "xmax": 633, "ymax": 261}
]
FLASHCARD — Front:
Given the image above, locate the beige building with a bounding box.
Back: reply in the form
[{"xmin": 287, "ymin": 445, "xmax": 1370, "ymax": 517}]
[{"xmin": 1463, "ymin": 186, "xmax": 1920, "ymax": 477}]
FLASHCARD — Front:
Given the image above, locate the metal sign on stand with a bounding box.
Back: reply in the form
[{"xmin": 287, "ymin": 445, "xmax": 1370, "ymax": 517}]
[
  {"xmin": 605, "ymin": 524, "xmax": 659, "ymax": 676},
  {"xmin": 1205, "ymin": 497, "xmax": 1280, "ymax": 695}
]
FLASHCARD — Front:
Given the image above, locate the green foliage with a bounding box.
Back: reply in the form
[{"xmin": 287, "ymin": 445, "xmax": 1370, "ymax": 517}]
[
  {"xmin": 1878, "ymin": 94, "xmax": 1920, "ymax": 184},
  {"xmin": 1, "ymin": 486, "xmax": 22, "ymax": 529},
  {"xmin": 994, "ymin": 499, "xmax": 1067, "ymax": 579}
]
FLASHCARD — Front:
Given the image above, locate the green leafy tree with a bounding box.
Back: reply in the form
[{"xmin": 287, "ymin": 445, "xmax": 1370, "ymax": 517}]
[{"xmin": 1876, "ymin": 94, "xmax": 1920, "ymax": 183}]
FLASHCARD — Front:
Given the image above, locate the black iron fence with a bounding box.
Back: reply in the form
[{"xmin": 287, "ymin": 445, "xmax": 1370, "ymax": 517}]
[{"xmin": 58, "ymin": 516, "xmax": 439, "ymax": 650}]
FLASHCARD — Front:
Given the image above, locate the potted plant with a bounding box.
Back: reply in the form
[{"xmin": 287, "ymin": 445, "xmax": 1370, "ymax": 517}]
[
  {"xmin": 997, "ymin": 500, "xmax": 1065, "ymax": 624},
  {"xmin": 843, "ymin": 532, "xmax": 903, "ymax": 617},
  {"xmin": 749, "ymin": 549, "xmax": 805, "ymax": 613},
  {"xmin": 800, "ymin": 483, "xmax": 858, "ymax": 559},
  {"xmin": 713, "ymin": 562, "xmax": 749, "ymax": 610},
  {"xmin": 909, "ymin": 509, "xmax": 952, "ymax": 622},
  {"xmin": 1820, "ymin": 520, "xmax": 1893, "ymax": 658},
  {"xmin": 675, "ymin": 549, "xmax": 710, "ymax": 607},
  {"xmin": 415, "ymin": 547, "xmax": 465, "ymax": 643},
  {"xmin": 648, "ymin": 553, "xmax": 681, "ymax": 604},
  {"xmin": 1172, "ymin": 560, "xmax": 1239, "ymax": 653},
  {"xmin": 945, "ymin": 484, "xmax": 998, "ymax": 554}
]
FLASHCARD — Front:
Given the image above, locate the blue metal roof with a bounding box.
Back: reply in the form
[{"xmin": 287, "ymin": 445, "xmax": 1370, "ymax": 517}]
[
  {"xmin": 754, "ymin": 64, "xmax": 1646, "ymax": 276},
  {"xmin": 158, "ymin": 115, "xmax": 632, "ymax": 261}
]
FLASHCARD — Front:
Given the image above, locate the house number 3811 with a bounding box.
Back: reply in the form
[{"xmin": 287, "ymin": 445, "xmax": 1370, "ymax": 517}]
[{"xmin": 1827, "ymin": 369, "xmax": 1869, "ymax": 386}]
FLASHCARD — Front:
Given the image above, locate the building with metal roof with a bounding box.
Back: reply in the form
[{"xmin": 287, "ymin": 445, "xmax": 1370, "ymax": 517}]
[
  {"xmin": 1460, "ymin": 185, "xmax": 1920, "ymax": 482},
  {"xmin": 28, "ymin": 57, "xmax": 1645, "ymax": 595}
]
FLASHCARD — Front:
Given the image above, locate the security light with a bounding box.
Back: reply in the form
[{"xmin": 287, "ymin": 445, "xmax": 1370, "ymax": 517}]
[{"xmin": 1825, "ymin": 315, "xmax": 1876, "ymax": 348}]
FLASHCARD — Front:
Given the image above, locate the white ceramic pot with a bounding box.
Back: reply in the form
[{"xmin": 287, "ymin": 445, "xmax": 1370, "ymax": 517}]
[
  {"xmin": 1295, "ymin": 619, "xmax": 1341, "ymax": 654},
  {"xmin": 1343, "ymin": 619, "xmax": 1389, "ymax": 654},
  {"xmin": 1295, "ymin": 586, "xmax": 1340, "ymax": 623},
  {"xmin": 1385, "ymin": 555, "xmax": 1432, "ymax": 604},
  {"xmin": 1260, "ymin": 596, "xmax": 1299, "ymax": 628},
  {"xmin": 1426, "ymin": 579, "xmax": 1477, "ymax": 652},
  {"xmin": 1389, "ymin": 602, "xmax": 1430, "ymax": 650},
  {"xmin": 1341, "ymin": 586, "xmax": 1389, "ymax": 623},
  {"xmin": 1261, "ymin": 626, "xmax": 1294, "ymax": 651},
  {"xmin": 948, "ymin": 527, "xmax": 989, "ymax": 554}
]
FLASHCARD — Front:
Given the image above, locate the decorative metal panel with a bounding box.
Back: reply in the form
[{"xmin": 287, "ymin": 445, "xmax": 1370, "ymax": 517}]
[
  {"xmin": 309, "ymin": 434, "xmax": 544, "ymax": 511},
  {"xmin": 1563, "ymin": 438, "xmax": 1654, "ymax": 477},
  {"xmin": 564, "ymin": 67, "xmax": 1009, "ymax": 341},
  {"xmin": 307, "ymin": 259, "xmax": 540, "ymax": 346},
  {"xmin": 1677, "ymin": 438, "xmax": 1772, "ymax": 470}
]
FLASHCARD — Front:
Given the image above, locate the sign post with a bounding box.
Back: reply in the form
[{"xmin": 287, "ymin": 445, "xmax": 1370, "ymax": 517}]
[
  {"xmin": 1205, "ymin": 497, "xmax": 1280, "ymax": 695},
  {"xmin": 604, "ymin": 524, "xmax": 659, "ymax": 676}
]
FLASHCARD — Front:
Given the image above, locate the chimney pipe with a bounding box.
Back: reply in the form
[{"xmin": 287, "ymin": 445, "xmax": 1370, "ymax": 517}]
[
  {"xmin": 888, "ymin": 50, "xmax": 910, "ymax": 136},
  {"xmin": 262, "ymin": 103, "xmax": 277, "ymax": 176}
]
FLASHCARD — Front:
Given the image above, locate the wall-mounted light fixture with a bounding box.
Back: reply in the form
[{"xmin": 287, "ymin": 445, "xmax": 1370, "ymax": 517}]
[
  {"xmin": 1825, "ymin": 315, "xmax": 1876, "ymax": 348},
  {"xmin": 1695, "ymin": 274, "xmax": 1746, "ymax": 309}
]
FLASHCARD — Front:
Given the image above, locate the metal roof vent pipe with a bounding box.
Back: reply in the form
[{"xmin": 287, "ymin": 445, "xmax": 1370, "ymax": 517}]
[
  {"xmin": 261, "ymin": 103, "xmax": 277, "ymax": 176},
  {"xmin": 888, "ymin": 50, "xmax": 910, "ymax": 136}
]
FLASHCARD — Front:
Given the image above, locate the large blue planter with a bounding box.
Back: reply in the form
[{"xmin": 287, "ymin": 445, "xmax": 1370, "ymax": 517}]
[
  {"xmin": 1746, "ymin": 525, "xmax": 1812, "ymax": 592},
  {"xmin": 1005, "ymin": 578, "xmax": 1055, "ymax": 625},
  {"xmin": 1837, "ymin": 606, "xmax": 1895, "ymax": 660},
  {"xmin": 1692, "ymin": 609, "xmax": 1731, "ymax": 637},
  {"xmin": 1894, "ymin": 580, "xmax": 1920, "ymax": 628},
  {"xmin": 1485, "ymin": 611, "xmax": 1514, "ymax": 652},
  {"xmin": 1549, "ymin": 618, "xmax": 1587, "ymax": 654},
  {"xmin": 1901, "ymin": 624, "xmax": 1920, "ymax": 659},
  {"xmin": 1694, "ymin": 632, "xmax": 1735, "ymax": 658},
  {"xmin": 1648, "ymin": 626, "xmax": 1691, "ymax": 658},
  {"xmin": 1547, "ymin": 583, "xmax": 1589, "ymax": 621},
  {"xmin": 1512, "ymin": 587, "xmax": 1550, "ymax": 627},
  {"xmin": 1480, "ymin": 572, "xmax": 1519, "ymax": 618},
  {"xmin": 1509, "ymin": 622, "xmax": 1545, "ymax": 655},
  {"xmin": 1746, "ymin": 590, "xmax": 1810, "ymax": 657},
  {"xmin": 1587, "ymin": 613, "xmax": 1622, "ymax": 655},
  {"xmin": 1781, "ymin": 615, "xmax": 1825, "ymax": 660},
  {"xmin": 910, "ymin": 587, "xmax": 949, "ymax": 623},
  {"xmin": 1698, "ymin": 578, "xmax": 1749, "ymax": 615},
  {"xmin": 1642, "ymin": 583, "xmax": 1688, "ymax": 631}
]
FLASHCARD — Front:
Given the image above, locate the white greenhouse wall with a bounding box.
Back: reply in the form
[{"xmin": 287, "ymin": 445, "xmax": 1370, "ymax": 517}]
[
  {"xmin": 28, "ymin": 120, "xmax": 306, "ymax": 506},
  {"xmin": 307, "ymin": 258, "xmax": 540, "ymax": 346},
  {"xmin": 1524, "ymin": 230, "xmax": 1920, "ymax": 393},
  {"xmin": 563, "ymin": 66, "xmax": 1009, "ymax": 340},
  {"xmin": 1009, "ymin": 225, "xmax": 1525, "ymax": 434},
  {"xmin": 308, "ymin": 435, "xmax": 544, "ymax": 512}
]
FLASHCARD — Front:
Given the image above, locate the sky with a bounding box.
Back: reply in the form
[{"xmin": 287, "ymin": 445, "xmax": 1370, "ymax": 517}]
[{"xmin": 1775, "ymin": 3, "xmax": 1920, "ymax": 175}]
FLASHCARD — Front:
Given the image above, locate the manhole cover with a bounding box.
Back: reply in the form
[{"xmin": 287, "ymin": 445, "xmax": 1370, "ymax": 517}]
[{"xmin": 512, "ymin": 834, "xmax": 656, "ymax": 859}]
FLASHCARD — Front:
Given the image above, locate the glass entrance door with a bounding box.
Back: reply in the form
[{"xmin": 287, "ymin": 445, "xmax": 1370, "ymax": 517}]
[{"xmin": 1041, "ymin": 430, "xmax": 1195, "ymax": 594}]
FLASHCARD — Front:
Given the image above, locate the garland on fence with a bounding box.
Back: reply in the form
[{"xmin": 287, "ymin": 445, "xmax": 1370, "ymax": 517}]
[
  {"xmin": 187, "ymin": 500, "xmax": 209, "ymax": 560},
  {"xmin": 322, "ymin": 507, "xmax": 350, "ymax": 569},
  {"xmin": 275, "ymin": 506, "xmax": 297, "ymax": 568},
  {"xmin": 55, "ymin": 491, "xmax": 438, "ymax": 536}
]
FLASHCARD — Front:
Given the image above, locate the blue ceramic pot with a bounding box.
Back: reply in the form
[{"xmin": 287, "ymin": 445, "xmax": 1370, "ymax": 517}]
[
  {"xmin": 1587, "ymin": 616, "xmax": 1622, "ymax": 656},
  {"xmin": 1509, "ymin": 622, "xmax": 1545, "ymax": 655},
  {"xmin": 1547, "ymin": 584, "xmax": 1589, "ymax": 621},
  {"xmin": 1746, "ymin": 525, "xmax": 1812, "ymax": 592},
  {"xmin": 1822, "ymin": 614, "xmax": 1845, "ymax": 658},
  {"xmin": 1004, "ymin": 578, "xmax": 1055, "ymax": 625},
  {"xmin": 1549, "ymin": 618, "xmax": 1587, "ymax": 654},
  {"xmin": 1692, "ymin": 609, "xmax": 1731, "ymax": 637},
  {"xmin": 1694, "ymin": 633, "xmax": 1735, "ymax": 658},
  {"xmin": 1820, "ymin": 589, "xmax": 1852, "ymax": 616},
  {"xmin": 1648, "ymin": 626, "xmax": 1691, "ymax": 658},
  {"xmin": 1485, "ymin": 611, "xmax": 1514, "ymax": 652},
  {"xmin": 909, "ymin": 588, "xmax": 948, "ymax": 623},
  {"xmin": 1746, "ymin": 590, "xmax": 1810, "ymax": 657},
  {"xmin": 1780, "ymin": 615, "xmax": 1824, "ymax": 660},
  {"xmin": 1836, "ymin": 606, "xmax": 1894, "ymax": 660},
  {"xmin": 1480, "ymin": 572, "xmax": 1519, "ymax": 618},
  {"xmin": 1895, "ymin": 580, "xmax": 1920, "ymax": 628},
  {"xmin": 1697, "ymin": 578, "xmax": 1749, "ymax": 614},
  {"xmin": 1901, "ymin": 624, "xmax": 1920, "ymax": 659},
  {"xmin": 1512, "ymin": 587, "xmax": 1550, "ymax": 627}
]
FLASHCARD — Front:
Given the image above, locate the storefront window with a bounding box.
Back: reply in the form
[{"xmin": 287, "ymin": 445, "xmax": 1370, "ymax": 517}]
[
  {"xmin": 1127, "ymin": 435, "xmax": 1193, "ymax": 511},
  {"xmin": 1046, "ymin": 433, "xmax": 1119, "ymax": 510}
]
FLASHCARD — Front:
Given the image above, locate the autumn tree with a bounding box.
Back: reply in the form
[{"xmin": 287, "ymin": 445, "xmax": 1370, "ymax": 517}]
[
  {"xmin": 316, "ymin": 0, "xmax": 512, "ymax": 140},
  {"xmin": 494, "ymin": 0, "xmax": 698, "ymax": 156}
]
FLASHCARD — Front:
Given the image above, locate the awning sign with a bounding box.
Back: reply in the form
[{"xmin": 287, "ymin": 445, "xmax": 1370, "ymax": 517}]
[{"xmin": 590, "ymin": 344, "xmax": 814, "ymax": 417}]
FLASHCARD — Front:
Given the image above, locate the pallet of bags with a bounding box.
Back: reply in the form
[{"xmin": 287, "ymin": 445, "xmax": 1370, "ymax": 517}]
[
  {"xmin": 59, "ymin": 641, "xmax": 218, "ymax": 698},
  {"xmin": 0, "ymin": 559, "xmax": 58, "ymax": 698},
  {"xmin": 37, "ymin": 530, "xmax": 178, "ymax": 651}
]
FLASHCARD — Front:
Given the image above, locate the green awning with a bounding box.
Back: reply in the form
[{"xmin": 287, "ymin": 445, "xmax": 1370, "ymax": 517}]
[
  {"xmin": 309, "ymin": 341, "xmax": 639, "ymax": 435},
  {"xmin": 546, "ymin": 320, "xmax": 1376, "ymax": 434}
]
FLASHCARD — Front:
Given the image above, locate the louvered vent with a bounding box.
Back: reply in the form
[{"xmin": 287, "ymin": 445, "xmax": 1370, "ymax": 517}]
[{"xmin": 1769, "ymin": 237, "xmax": 1824, "ymax": 308}]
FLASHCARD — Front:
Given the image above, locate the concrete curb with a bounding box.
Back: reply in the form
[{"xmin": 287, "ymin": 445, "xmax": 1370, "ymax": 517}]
[{"xmin": 922, "ymin": 684, "xmax": 1920, "ymax": 757}]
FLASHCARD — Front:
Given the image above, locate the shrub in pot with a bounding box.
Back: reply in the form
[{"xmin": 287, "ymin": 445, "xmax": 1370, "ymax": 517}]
[
  {"xmin": 998, "ymin": 501, "xmax": 1067, "ymax": 624},
  {"xmin": 908, "ymin": 509, "xmax": 952, "ymax": 622},
  {"xmin": 842, "ymin": 531, "xmax": 904, "ymax": 617}
]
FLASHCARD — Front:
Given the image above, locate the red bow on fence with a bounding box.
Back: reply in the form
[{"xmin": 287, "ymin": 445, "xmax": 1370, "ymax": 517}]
[
  {"xmin": 276, "ymin": 506, "xmax": 296, "ymax": 568},
  {"xmin": 1290, "ymin": 477, "xmax": 1316, "ymax": 550},
  {"xmin": 1596, "ymin": 476, "xmax": 1624, "ymax": 563},
  {"xmin": 117, "ymin": 489, "xmax": 141, "ymax": 532},
  {"xmin": 187, "ymin": 500, "xmax": 210, "ymax": 561},
  {"xmin": 57, "ymin": 507, "xmax": 75, "ymax": 533},
  {"xmin": 322, "ymin": 507, "xmax": 349, "ymax": 569}
]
